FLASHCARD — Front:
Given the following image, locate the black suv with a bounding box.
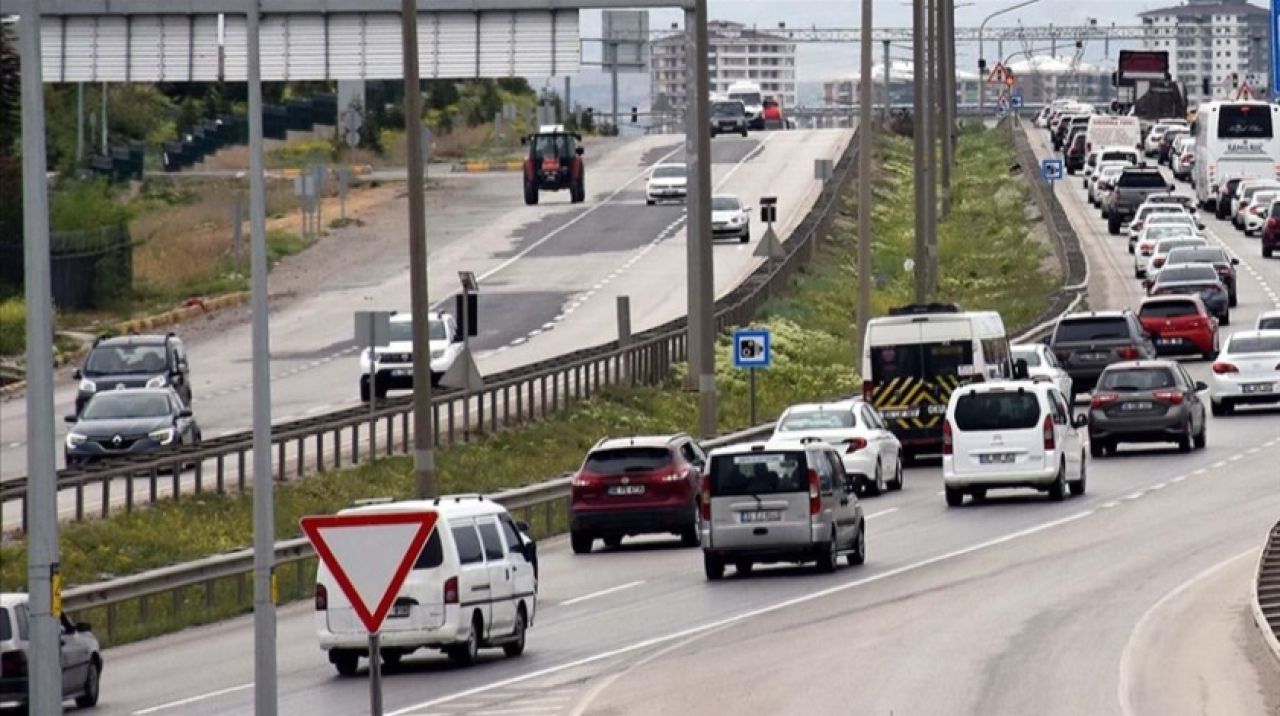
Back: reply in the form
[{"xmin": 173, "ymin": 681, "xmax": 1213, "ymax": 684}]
[
  {"xmin": 710, "ymin": 101, "xmax": 749, "ymax": 137},
  {"xmin": 74, "ymin": 333, "xmax": 192, "ymax": 416},
  {"xmin": 1107, "ymin": 169, "xmax": 1176, "ymax": 235},
  {"xmin": 1048, "ymin": 311, "xmax": 1158, "ymax": 399}
]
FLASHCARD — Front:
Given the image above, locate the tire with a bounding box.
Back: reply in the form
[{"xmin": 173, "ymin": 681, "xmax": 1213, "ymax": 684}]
[
  {"xmin": 646, "ymin": 199, "xmax": 656, "ymax": 206},
  {"xmin": 1211, "ymin": 400, "xmax": 1226, "ymax": 417},
  {"xmin": 970, "ymin": 487, "xmax": 988, "ymax": 502},
  {"xmin": 1220, "ymin": 399, "xmax": 1235, "ymax": 416},
  {"xmin": 865, "ymin": 462, "xmax": 884, "ymax": 497},
  {"xmin": 1047, "ymin": 462, "xmax": 1067, "ymax": 502},
  {"xmin": 1069, "ymin": 453, "xmax": 1087, "ymax": 496},
  {"xmin": 332, "ymin": 650, "xmax": 360, "ymax": 677},
  {"xmin": 1265, "ymin": 245, "xmax": 1274, "ymax": 258},
  {"xmin": 602, "ymin": 534, "xmax": 623, "ymax": 548},
  {"xmin": 381, "ymin": 649, "xmax": 403, "ymax": 667},
  {"xmin": 704, "ymin": 552, "xmax": 725, "ymax": 580},
  {"xmin": 447, "ymin": 614, "xmax": 483, "ymax": 665},
  {"xmin": 1177, "ymin": 422, "xmax": 1192, "ymax": 453},
  {"xmin": 814, "ymin": 533, "xmax": 837, "ymax": 574},
  {"xmin": 359, "ymin": 378, "xmax": 371, "ymax": 403},
  {"xmin": 503, "ymin": 607, "xmax": 527, "ymax": 658},
  {"xmin": 570, "ymin": 531, "xmax": 593, "ymax": 554},
  {"xmin": 944, "ymin": 487, "xmax": 965, "ymax": 507},
  {"xmin": 1108, "ymin": 214, "xmax": 1121, "ymax": 235},
  {"xmin": 740, "ymin": 129, "xmax": 749, "ymax": 137},
  {"xmin": 887, "ymin": 459, "xmax": 904, "ymax": 491},
  {"xmin": 735, "ymin": 560, "xmax": 754, "ymax": 575},
  {"xmin": 846, "ymin": 523, "xmax": 866, "ymax": 566},
  {"xmin": 1194, "ymin": 419, "xmax": 1207, "ymax": 450},
  {"xmin": 1134, "ymin": 265, "xmax": 1143, "ymax": 279},
  {"xmin": 739, "ymin": 228, "xmax": 750, "ymax": 244},
  {"xmin": 75, "ymin": 660, "xmax": 101, "ymax": 708},
  {"xmin": 571, "ymin": 181, "xmax": 585, "ymax": 204},
  {"xmin": 680, "ymin": 521, "xmax": 699, "ymax": 548},
  {"xmin": 1220, "ymin": 312, "xmax": 1230, "ymax": 327},
  {"xmin": 1229, "ymin": 292, "xmax": 1237, "ymax": 308},
  {"xmin": 1090, "ymin": 440, "xmax": 1103, "ymax": 458},
  {"xmin": 523, "ymin": 182, "xmax": 539, "ymax": 206}
]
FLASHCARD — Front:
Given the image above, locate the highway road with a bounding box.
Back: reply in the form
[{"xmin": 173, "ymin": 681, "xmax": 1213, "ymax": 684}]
[
  {"xmin": 56, "ymin": 123, "xmax": 1280, "ymax": 716},
  {"xmin": 0, "ymin": 129, "xmax": 850, "ymax": 522}
]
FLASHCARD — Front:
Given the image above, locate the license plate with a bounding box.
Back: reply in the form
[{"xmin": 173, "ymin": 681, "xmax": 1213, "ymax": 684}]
[
  {"xmin": 607, "ymin": 485, "xmax": 646, "ymax": 496},
  {"xmin": 740, "ymin": 510, "xmax": 782, "ymax": 523},
  {"xmin": 1079, "ymin": 352, "xmax": 1109, "ymax": 361},
  {"xmin": 1157, "ymin": 338, "xmax": 1181, "ymax": 346},
  {"xmin": 390, "ymin": 603, "xmax": 411, "ymax": 618},
  {"xmin": 1121, "ymin": 401, "xmax": 1153, "ymax": 411},
  {"xmin": 979, "ymin": 453, "xmax": 1016, "ymax": 464},
  {"xmin": 391, "ymin": 368, "xmax": 412, "ymax": 377},
  {"xmin": 1243, "ymin": 383, "xmax": 1275, "ymax": 394}
]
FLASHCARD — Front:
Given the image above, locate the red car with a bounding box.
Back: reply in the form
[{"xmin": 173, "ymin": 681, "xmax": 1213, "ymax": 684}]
[
  {"xmin": 1264, "ymin": 205, "xmax": 1280, "ymax": 258},
  {"xmin": 569, "ymin": 434, "xmax": 704, "ymax": 554},
  {"xmin": 1138, "ymin": 294, "xmax": 1219, "ymax": 359}
]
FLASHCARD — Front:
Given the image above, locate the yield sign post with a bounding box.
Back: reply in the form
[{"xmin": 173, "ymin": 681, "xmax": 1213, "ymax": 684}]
[{"xmin": 300, "ymin": 511, "xmax": 440, "ymax": 715}]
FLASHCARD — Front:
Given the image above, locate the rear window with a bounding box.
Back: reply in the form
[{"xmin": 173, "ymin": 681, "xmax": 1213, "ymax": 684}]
[
  {"xmin": 1228, "ymin": 335, "xmax": 1280, "ymax": 353},
  {"xmin": 1101, "ymin": 152, "xmax": 1133, "ymax": 163},
  {"xmin": 584, "ymin": 447, "xmax": 671, "ymax": 474},
  {"xmin": 1259, "ymin": 317, "xmax": 1280, "ymax": 330},
  {"xmin": 778, "ymin": 409, "xmax": 855, "ymax": 431},
  {"xmin": 1157, "ymin": 266, "xmax": 1218, "ymax": 283},
  {"xmin": 1217, "ymin": 105, "xmax": 1273, "ymax": 139},
  {"xmin": 0, "ymin": 608, "xmax": 10, "ymax": 641},
  {"xmin": 871, "ymin": 341, "xmax": 975, "ymax": 381},
  {"xmin": 953, "ymin": 391, "xmax": 1042, "ymax": 431},
  {"xmin": 1140, "ymin": 300, "xmax": 1198, "ymax": 318},
  {"xmin": 1098, "ymin": 368, "xmax": 1175, "ymax": 390},
  {"xmin": 452, "ymin": 525, "xmax": 484, "ymax": 565},
  {"xmin": 1166, "ymin": 249, "xmax": 1224, "ymax": 265},
  {"xmin": 1055, "ymin": 318, "xmax": 1130, "ymax": 342},
  {"xmin": 1011, "ymin": 348, "xmax": 1041, "ymax": 367},
  {"xmin": 1154, "ymin": 240, "xmax": 1205, "ymax": 255},
  {"xmin": 710, "ymin": 451, "xmax": 808, "ymax": 496},
  {"xmin": 1119, "ymin": 172, "xmax": 1167, "ymax": 188},
  {"xmin": 413, "ymin": 529, "xmax": 444, "ymax": 569}
]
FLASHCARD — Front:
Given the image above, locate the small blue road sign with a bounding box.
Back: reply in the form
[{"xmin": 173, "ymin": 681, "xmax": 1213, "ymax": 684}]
[
  {"xmin": 1011, "ymin": 93, "xmax": 1024, "ymax": 108},
  {"xmin": 1041, "ymin": 158, "xmax": 1064, "ymax": 182},
  {"xmin": 732, "ymin": 329, "xmax": 772, "ymax": 369}
]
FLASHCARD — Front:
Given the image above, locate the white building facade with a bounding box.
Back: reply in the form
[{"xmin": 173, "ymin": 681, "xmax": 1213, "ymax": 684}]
[
  {"xmin": 1139, "ymin": 0, "xmax": 1270, "ymax": 106},
  {"xmin": 650, "ymin": 20, "xmax": 798, "ymax": 116}
]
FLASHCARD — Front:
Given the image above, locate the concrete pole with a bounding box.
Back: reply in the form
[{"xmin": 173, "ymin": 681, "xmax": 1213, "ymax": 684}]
[
  {"xmin": 610, "ymin": 42, "xmax": 620, "ymax": 134},
  {"xmin": 857, "ymin": 0, "xmax": 874, "ymax": 358},
  {"xmin": 245, "ymin": 2, "xmax": 278, "ymax": 713},
  {"xmin": 925, "ymin": 0, "xmax": 939, "ymax": 295},
  {"xmin": 18, "ymin": 3, "xmax": 62, "ymax": 713},
  {"xmin": 939, "ymin": 0, "xmax": 954, "ymax": 218},
  {"xmin": 101, "ymin": 81, "xmax": 109, "ymax": 155},
  {"xmin": 882, "ymin": 40, "xmax": 892, "ymax": 123},
  {"xmin": 402, "ymin": 0, "xmax": 437, "ymax": 498},
  {"xmin": 564, "ymin": 75, "xmax": 572, "ymax": 124},
  {"xmin": 76, "ymin": 82, "xmax": 85, "ymax": 162},
  {"xmin": 912, "ymin": 0, "xmax": 931, "ymax": 303},
  {"xmin": 685, "ymin": 2, "xmax": 716, "ymax": 439}
]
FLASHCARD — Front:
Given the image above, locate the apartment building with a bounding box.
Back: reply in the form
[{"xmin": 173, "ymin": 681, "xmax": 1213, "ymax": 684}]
[
  {"xmin": 650, "ymin": 20, "xmax": 798, "ymax": 117},
  {"xmin": 1139, "ymin": 0, "xmax": 1270, "ymax": 105}
]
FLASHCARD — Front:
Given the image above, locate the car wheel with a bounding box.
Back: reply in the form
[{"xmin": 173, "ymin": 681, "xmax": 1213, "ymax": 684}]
[
  {"xmin": 739, "ymin": 228, "xmax": 750, "ymax": 244},
  {"xmin": 332, "ymin": 650, "xmax": 360, "ymax": 677},
  {"xmin": 1108, "ymin": 214, "xmax": 1121, "ymax": 235},
  {"xmin": 1134, "ymin": 265, "xmax": 1143, "ymax": 279},
  {"xmin": 570, "ymin": 531, "xmax": 593, "ymax": 554},
  {"xmin": 735, "ymin": 560, "xmax": 754, "ymax": 575},
  {"xmin": 814, "ymin": 532, "xmax": 838, "ymax": 574},
  {"xmin": 1264, "ymin": 245, "xmax": 1274, "ymax": 258},
  {"xmin": 740, "ymin": 129, "xmax": 748, "ymax": 138},
  {"xmin": 359, "ymin": 378, "xmax": 371, "ymax": 403},
  {"xmin": 523, "ymin": 182, "xmax": 539, "ymax": 206},
  {"xmin": 1220, "ymin": 399, "xmax": 1235, "ymax": 416},
  {"xmin": 704, "ymin": 552, "xmax": 725, "ymax": 580},
  {"xmin": 646, "ymin": 198, "xmax": 656, "ymax": 206},
  {"xmin": 944, "ymin": 486, "xmax": 965, "ymax": 507},
  {"xmin": 847, "ymin": 522, "xmax": 866, "ymax": 566},
  {"xmin": 447, "ymin": 614, "xmax": 483, "ymax": 665},
  {"xmin": 1069, "ymin": 453, "xmax": 1087, "ymax": 496},
  {"xmin": 1229, "ymin": 292, "xmax": 1238, "ymax": 308},
  {"xmin": 865, "ymin": 463, "xmax": 884, "ymax": 497},
  {"xmin": 1177, "ymin": 420, "xmax": 1193, "ymax": 452},
  {"xmin": 1090, "ymin": 440, "xmax": 1102, "ymax": 458},
  {"xmin": 602, "ymin": 534, "xmax": 623, "ymax": 548},
  {"xmin": 1047, "ymin": 461, "xmax": 1067, "ymax": 501},
  {"xmin": 680, "ymin": 513, "xmax": 699, "ymax": 547},
  {"xmin": 1194, "ymin": 419, "xmax": 1207, "ymax": 450},
  {"xmin": 75, "ymin": 659, "xmax": 101, "ymax": 708},
  {"xmin": 1220, "ymin": 312, "xmax": 1231, "ymax": 327},
  {"xmin": 503, "ymin": 607, "xmax": 527, "ymax": 658},
  {"xmin": 1211, "ymin": 399, "xmax": 1225, "ymax": 417},
  {"xmin": 888, "ymin": 459, "xmax": 904, "ymax": 490},
  {"xmin": 970, "ymin": 487, "xmax": 987, "ymax": 502}
]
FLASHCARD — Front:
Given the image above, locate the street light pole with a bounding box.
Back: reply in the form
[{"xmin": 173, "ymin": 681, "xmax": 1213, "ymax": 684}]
[
  {"xmin": 978, "ymin": 0, "xmax": 1043, "ymax": 118},
  {"xmin": 686, "ymin": 1, "xmax": 716, "ymax": 439},
  {"xmin": 402, "ymin": 0, "xmax": 437, "ymax": 498},
  {"xmin": 925, "ymin": 0, "xmax": 939, "ymax": 295},
  {"xmin": 939, "ymin": 0, "xmax": 955, "ymax": 218},
  {"xmin": 857, "ymin": 0, "xmax": 874, "ymax": 357},
  {"xmin": 912, "ymin": 0, "xmax": 931, "ymax": 303}
]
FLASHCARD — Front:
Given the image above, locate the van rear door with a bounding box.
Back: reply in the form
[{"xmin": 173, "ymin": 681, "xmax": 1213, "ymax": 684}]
[
  {"xmin": 707, "ymin": 449, "xmax": 812, "ymax": 550},
  {"xmin": 949, "ymin": 388, "xmax": 1048, "ymax": 476}
]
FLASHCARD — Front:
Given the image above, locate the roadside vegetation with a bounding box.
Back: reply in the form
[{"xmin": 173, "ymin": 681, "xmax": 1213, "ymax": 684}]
[{"xmin": 0, "ymin": 122, "xmax": 1058, "ymax": 646}]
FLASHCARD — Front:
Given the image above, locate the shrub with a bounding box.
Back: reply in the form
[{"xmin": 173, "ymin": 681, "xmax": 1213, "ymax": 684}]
[{"xmin": 0, "ymin": 297, "xmax": 23, "ymax": 355}]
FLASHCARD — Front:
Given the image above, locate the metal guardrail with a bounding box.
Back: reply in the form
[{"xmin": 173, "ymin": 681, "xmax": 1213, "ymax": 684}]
[
  {"xmin": 1252, "ymin": 520, "xmax": 1280, "ymax": 666},
  {"xmin": 1, "ymin": 129, "xmax": 861, "ymax": 534},
  {"xmin": 62, "ymin": 423, "xmax": 775, "ymax": 644}
]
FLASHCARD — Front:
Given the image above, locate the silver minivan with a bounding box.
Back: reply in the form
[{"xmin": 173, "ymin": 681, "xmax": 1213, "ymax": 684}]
[{"xmin": 700, "ymin": 441, "xmax": 865, "ymax": 579}]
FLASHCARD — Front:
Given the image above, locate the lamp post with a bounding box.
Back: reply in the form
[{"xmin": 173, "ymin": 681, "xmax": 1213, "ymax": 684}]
[{"xmin": 978, "ymin": 0, "xmax": 1043, "ymax": 118}]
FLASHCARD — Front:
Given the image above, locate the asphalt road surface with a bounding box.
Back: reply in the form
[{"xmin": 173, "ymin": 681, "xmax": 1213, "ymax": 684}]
[{"xmin": 52, "ymin": 123, "xmax": 1280, "ymax": 716}]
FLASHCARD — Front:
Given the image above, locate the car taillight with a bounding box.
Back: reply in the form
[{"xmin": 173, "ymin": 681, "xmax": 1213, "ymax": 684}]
[
  {"xmin": 661, "ymin": 471, "xmax": 684, "ymax": 482},
  {"xmin": 1091, "ymin": 392, "xmax": 1119, "ymax": 408},
  {"xmin": 700, "ymin": 477, "xmax": 711, "ymax": 520},
  {"xmin": 1152, "ymin": 257, "xmax": 1165, "ymax": 268},
  {"xmin": 1154, "ymin": 389, "xmax": 1184, "ymax": 405},
  {"xmin": 1116, "ymin": 346, "xmax": 1139, "ymax": 360},
  {"xmin": 314, "ymin": 583, "xmax": 328, "ymax": 611},
  {"xmin": 808, "ymin": 468, "xmax": 821, "ymax": 515},
  {"xmin": 1212, "ymin": 362, "xmax": 1238, "ymax": 374},
  {"xmin": 443, "ymin": 576, "xmax": 459, "ymax": 605},
  {"xmin": 1254, "ymin": 206, "xmax": 1265, "ymax": 215},
  {"xmin": 845, "ymin": 437, "xmax": 868, "ymax": 453},
  {"xmin": 942, "ymin": 419, "xmax": 953, "ymax": 456},
  {"xmin": 1140, "ymin": 246, "xmax": 1153, "ymax": 256},
  {"xmin": 862, "ymin": 380, "xmax": 873, "ymax": 402},
  {"xmin": 1042, "ymin": 414, "xmax": 1055, "ymax": 451},
  {"xmin": 571, "ymin": 472, "xmax": 595, "ymax": 489},
  {"xmin": 1133, "ymin": 221, "xmax": 1144, "ymax": 231},
  {"xmin": 1, "ymin": 650, "xmax": 27, "ymax": 677},
  {"xmin": 1268, "ymin": 218, "xmax": 1280, "ymax": 230}
]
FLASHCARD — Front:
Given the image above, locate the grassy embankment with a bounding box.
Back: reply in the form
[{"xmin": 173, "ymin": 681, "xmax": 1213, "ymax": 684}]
[{"xmin": 0, "ymin": 125, "xmax": 1057, "ymax": 646}]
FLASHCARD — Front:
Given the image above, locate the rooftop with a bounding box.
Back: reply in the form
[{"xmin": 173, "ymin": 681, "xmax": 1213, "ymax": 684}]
[{"xmin": 1138, "ymin": 0, "xmax": 1267, "ymax": 18}]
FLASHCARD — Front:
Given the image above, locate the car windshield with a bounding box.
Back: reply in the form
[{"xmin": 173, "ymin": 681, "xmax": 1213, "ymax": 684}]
[
  {"xmin": 712, "ymin": 102, "xmax": 744, "ymax": 117},
  {"xmin": 1140, "ymin": 300, "xmax": 1198, "ymax": 318},
  {"xmin": 82, "ymin": 392, "xmax": 172, "ymax": 420},
  {"xmin": 953, "ymin": 391, "xmax": 1041, "ymax": 431},
  {"xmin": 1217, "ymin": 105, "xmax": 1273, "ymax": 139},
  {"xmin": 85, "ymin": 344, "xmax": 168, "ymax": 374},
  {"xmin": 653, "ymin": 165, "xmax": 685, "ymax": 179},
  {"xmin": 1098, "ymin": 368, "xmax": 1175, "ymax": 391},
  {"xmin": 712, "ymin": 197, "xmax": 741, "ymax": 211},
  {"xmin": 1055, "ymin": 318, "xmax": 1130, "ymax": 342},
  {"xmin": 1228, "ymin": 335, "xmax": 1280, "ymax": 353},
  {"xmin": 388, "ymin": 319, "xmax": 445, "ymax": 342},
  {"xmin": 778, "ymin": 409, "xmax": 856, "ymax": 431},
  {"xmin": 532, "ymin": 134, "xmax": 573, "ymax": 157},
  {"xmin": 1138, "ymin": 206, "xmax": 1180, "ymax": 220},
  {"xmin": 870, "ymin": 341, "xmax": 975, "ymax": 381},
  {"xmin": 1119, "ymin": 172, "xmax": 1168, "ymax": 188},
  {"xmin": 1011, "ymin": 348, "xmax": 1042, "ymax": 367},
  {"xmin": 583, "ymin": 447, "xmax": 672, "ymax": 474},
  {"xmin": 709, "ymin": 451, "xmax": 808, "ymax": 497},
  {"xmin": 729, "ymin": 91, "xmax": 763, "ymax": 106},
  {"xmin": 1157, "ymin": 266, "xmax": 1218, "ymax": 283}
]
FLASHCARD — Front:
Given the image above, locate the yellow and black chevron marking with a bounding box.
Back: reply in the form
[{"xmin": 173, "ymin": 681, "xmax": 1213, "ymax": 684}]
[{"xmin": 869, "ymin": 375, "xmax": 969, "ymax": 433}]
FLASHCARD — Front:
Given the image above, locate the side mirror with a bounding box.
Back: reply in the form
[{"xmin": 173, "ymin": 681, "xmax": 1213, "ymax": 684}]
[
  {"xmin": 1040, "ymin": 335, "xmax": 1052, "ymax": 346},
  {"xmin": 1013, "ymin": 358, "xmax": 1030, "ymax": 380},
  {"xmin": 1231, "ymin": 257, "xmax": 1240, "ymax": 265},
  {"xmin": 179, "ymin": 408, "xmax": 193, "ymax": 418},
  {"xmin": 1072, "ymin": 414, "xmax": 1089, "ymax": 429},
  {"xmin": 72, "ymin": 368, "xmax": 82, "ymax": 380},
  {"xmin": 1169, "ymin": 184, "xmax": 1176, "ymax": 191},
  {"xmin": 451, "ymin": 330, "xmax": 463, "ymax": 344},
  {"xmin": 74, "ymin": 622, "xmax": 92, "ymax": 633},
  {"xmin": 1142, "ymin": 279, "xmax": 1153, "ymax": 291},
  {"xmin": 64, "ymin": 414, "xmax": 77, "ymax": 424},
  {"xmin": 515, "ymin": 520, "xmax": 531, "ymax": 534},
  {"xmin": 575, "ymin": 147, "xmax": 585, "ymax": 156},
  {"xmin": 1195, "ymin": 381, "xmax": 1209, "ymax": 392}
]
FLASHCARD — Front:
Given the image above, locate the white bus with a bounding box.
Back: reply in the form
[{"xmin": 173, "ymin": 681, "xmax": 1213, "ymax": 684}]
[{"xmin": 1191, "ymin": 100, "xmax": 1280, "ymax": 211}]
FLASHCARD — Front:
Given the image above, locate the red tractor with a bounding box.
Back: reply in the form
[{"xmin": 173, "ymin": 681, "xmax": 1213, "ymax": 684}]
[{"xmin": 522, "ymin": 126, "xmax": 585, "ymax": 205}]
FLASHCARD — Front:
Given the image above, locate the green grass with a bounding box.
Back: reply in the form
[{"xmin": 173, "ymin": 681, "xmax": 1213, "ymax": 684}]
[
  {"xmin": 0, "ymin": 297, "xmax": 23, "ymax": 356},
  {"xmin": 0, "ymin": 125, "xmax": 1056, "ymax": 646}
]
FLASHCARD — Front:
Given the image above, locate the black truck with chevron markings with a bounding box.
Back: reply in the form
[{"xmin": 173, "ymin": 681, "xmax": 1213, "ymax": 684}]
[{"xmin": 860, "ymin": 305, "xmax": 1014, "ymax": 460}]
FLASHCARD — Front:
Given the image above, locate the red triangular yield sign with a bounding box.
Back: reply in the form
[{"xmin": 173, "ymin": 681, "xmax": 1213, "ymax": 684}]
[{"xmin": 300, "ymin": 511, "xmax": 439, "ymax": 634}]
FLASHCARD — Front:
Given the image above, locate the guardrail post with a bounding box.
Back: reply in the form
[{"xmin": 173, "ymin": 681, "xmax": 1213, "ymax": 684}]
[
  {"xmin": 278, "ymin": 440, "xmax": 287, "ymax": 478},
  {"xmin": 297, "ymin": 437, "xmax": 305, "ymax": 478},
  {"xmin": 503, "ymin": 386, "xmax": 511, "ymax": 428},
  {"xmin": 385, "ymin": 414, "xmax": 393, "ymax": 456},
  {"xmin": 149, "ymin": 466, "xmax": 159, "ymax": 504},
  {"xmin": 516, "ymin": 382, "xmax": 524, "ymax": 424},
  {"xmin": 101, "ymin": 479, "xmax": 110, "ymax": 519},
  {"xmin": 171, "ymin": 586, "xmax": 181, "ymax": 621},
  {"xmin": 171, "ymin": 460, "xmax": 180, "ymax": 500},
  {"xmin": 195, "ymin": 458, "xmax": 203, "ymax": 494},
  {"xmin": 552, "ymin": 373, "xmax": 559, "ymax": 413},
  {"xmin": 432, "ymin": 403, "xmax": 441, "ymax": 447},
  {"xmin": 106, "ymin": 603, "xmax": 117, "ymax": 643},
  {"xmin": 216, "ymin": 455, "xmax": 226, "ymax": 493},
  {"xmin": 400, "ymin": 412, "xmax": 409, "ymax": 453},
  {"xmin": 352, "ymin": 423, "xmax": 360, "ymax": 464},
  {"xmin": 333, "ymin": 428, "xmax": 341, "ymax": 468},
  {"xmin": 205, "ymin": 578, "xmax": 216, "ymax": 609},
  {"xmin": 139, "ymin": 594, "xmax": 149, "ymax": 625},
  {"xmin": 490, "ymin": 390, "xmax": 498, "ymax": 433},
  {"xmin": 237, "ymin": 450, "xmax": 247, "ymax": 491},
  {"xmin": 540, "ymin": 376, "xmax": 548, "ymax": 419},
  {"xmin": 315, "ymin": 432, "xmax": 325, "ymax": 473},
  {"xmin": 74, "ymin": 485, "xmax": 84, "ymax": 522},
  {"xmin": 447, "ymin": 399, "xmax": 456, "ymax": 445},
  {"xmin": 125, "ymin": 474, "xmax": 134, "ymax": 513}
]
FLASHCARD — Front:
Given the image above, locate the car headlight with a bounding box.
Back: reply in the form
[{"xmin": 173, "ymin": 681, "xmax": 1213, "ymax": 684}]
[
  {"xmin": 148, "ymin": 427, "xmax": 175, "ymax": 446},
  {"xmin": 65, "ymin": 432, "xmax": 88, "ymax": 450},
  {"xmin": 79, "ymin": 378, "xmax": 96, "ymax": 393},
  {"xmin": 146, "ymin": 375, "xmax": 168, "ymax": 388}
]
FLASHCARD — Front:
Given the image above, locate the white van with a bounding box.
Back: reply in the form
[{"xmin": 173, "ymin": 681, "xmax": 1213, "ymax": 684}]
[
  {"xmin": 861, "ymin": 304, "xmax": 1012, "ymax": 459},
  {"xmin": 314, "ymin": 497, "xmax": 538, "ymax": 675},
  {"xmin": 1086, "ymin": 116, "xmax": 1142, "ymax": 155},
  {"xmin": 942, "ymin": 381, "xmax": 1088, "ymax": 507}
]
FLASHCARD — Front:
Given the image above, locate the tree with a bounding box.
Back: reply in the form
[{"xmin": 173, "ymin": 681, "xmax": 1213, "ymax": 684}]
[{"xmin": 0, "ymin": 21, "xmax": 19, "ymax": 156}]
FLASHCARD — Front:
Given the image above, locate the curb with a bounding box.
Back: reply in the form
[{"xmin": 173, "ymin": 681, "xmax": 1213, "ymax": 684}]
[
  {"xmin": 453, "ymin": 160, "xmax": 524, "ymax": 173},
  {"xmin": 1252, "ymin": 521, "xmax": 1280, "ymax": 668}
]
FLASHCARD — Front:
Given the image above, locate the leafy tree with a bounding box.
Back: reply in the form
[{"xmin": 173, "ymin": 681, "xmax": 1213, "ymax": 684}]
[{"xmin": 0, "ymin": 21, "xmax": 18, "ymax": 156}]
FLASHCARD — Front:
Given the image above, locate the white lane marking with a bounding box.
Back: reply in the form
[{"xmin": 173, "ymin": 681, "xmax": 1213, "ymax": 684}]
[
  {"xmin": 1116, "ymin": 547, "xmax": 1258, "ymax": 716},
  {"xmin": 387, "ymin": 509, "xmax": 1095, "ymax": 716},
  {"xmin": 1170, "ymin": 475, "xmax": 1187, "ymax": 484},
  {"xmin": 560, "ymin": 580, "xmax": 645, "ymax": 607},
  {"xmin": 1149, "ymin": 482, "xmax": 1167, "ymax": 491},
  {"xmin": 473, "ymin": 708, "xmax": 564, "ymax": 716},
  {"xmin": 1228, "ymin": 454, "xmax": 1244, "ymax": 462},
  {"xmin": 1101, "ymin": 501, "xmax": 1120, "ymax": 509},
  {"xmin": 865, "ymin": 507, "xmax": 899, "ymax": 520},
  {"xmin": 1124, "ymin": 491, "xmax": 1145, "ymax": 500},
  {"xmin": 1192, "ymin": 468, "xmax": 1207, "ymax": 476},
  {"xmin": 1247, "ymin": 447, "xmax": 1261, "ymax": 455},
  {"xmin": 132, "ymin": 682, "xmax": 254, "ymax": 715},
  {"xmin": 1211, "ymin": 461, "xmax": 1227, "ymax": 469},
  {"xmin": 935, "ymin": 490, "xmax": 945, "ymax": 496}
]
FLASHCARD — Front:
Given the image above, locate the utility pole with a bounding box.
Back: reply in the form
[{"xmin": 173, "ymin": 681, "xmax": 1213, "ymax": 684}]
[
  {"xmin": 402, "ymin": 0, "xmax": 437, "ymax": 498},
  {"xmin": 685, "ymin": 1, "xmax": 716, "ymax": 439},
  {"xmin": 610, "ymin": 41, "xmax": 621, "ymax": 134},
  {"xmin": 100, "ymin": 81, "xmax": 109, "ymax": 155},
  {"xmin": 882, "ymin": 40, "xmax": 891, "ymax": 123},
  {"xmin": 912, "ymin": 0, "xmax": 931, "ymax": 303},
  {"xmin": 245, "ymin": 1, "xmax": 278, "ymax": 713},
  {"xmin": 925, "ymin": 0, "xmax": 939, "ymax": 296},
  {"xmin": 939, "ymin": 0, "xmax": 955, "ymax": 218},
  {"xmin": 564, "ymin": 76, "xmax": 572, "ymax": 124},
  {"xmin": 857, "ymin": 0, "xmax": 874, "ymax": 358},
  {"xmin": 18, "ymin": 2, "xmax": 62, "ymax": 713},
  {"xmin": 76, "ymin": 82, "xmax": 85, "ymax": 162}
]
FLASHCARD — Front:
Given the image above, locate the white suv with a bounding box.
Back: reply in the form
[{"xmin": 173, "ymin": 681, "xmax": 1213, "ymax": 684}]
[
  {"xmin": 359, "ymin": 312, "xmax": 463, "ymax": 402},
  {"xmin": 942, "ymin": 381, "xmax": 1088, "ymax": 507},
  {"xmin": 315, "ymin": 497, "xmax": 539, "ymax": 675}
]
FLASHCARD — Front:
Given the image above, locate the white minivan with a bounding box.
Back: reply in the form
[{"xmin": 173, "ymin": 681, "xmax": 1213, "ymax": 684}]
[
  {"xmin": 942, "ymin": 381, "xmax": 1088, "ymax": 507},
  {"xmin": 314, "ymin": 497, "xmax": 538, "ymax": 675}
]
